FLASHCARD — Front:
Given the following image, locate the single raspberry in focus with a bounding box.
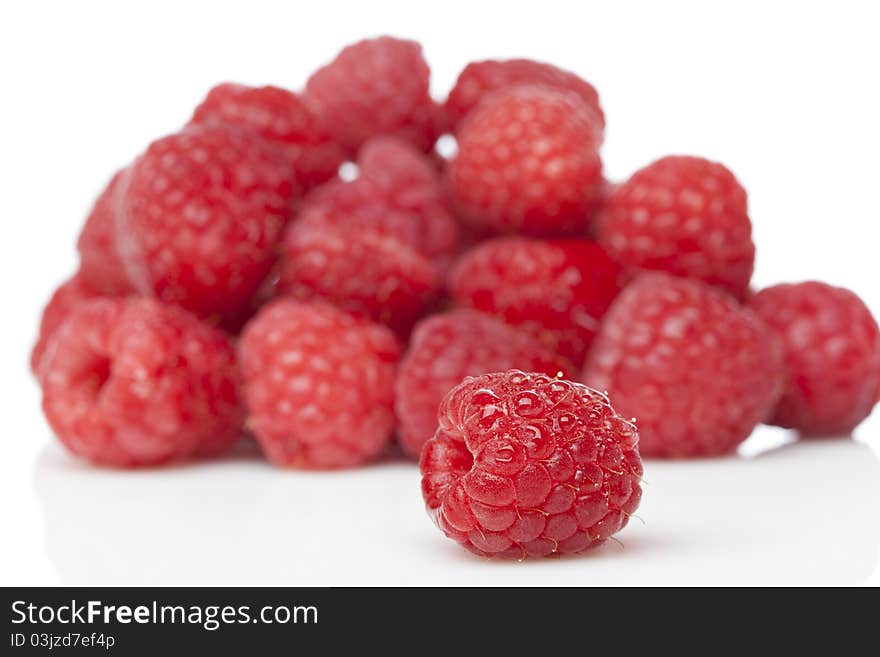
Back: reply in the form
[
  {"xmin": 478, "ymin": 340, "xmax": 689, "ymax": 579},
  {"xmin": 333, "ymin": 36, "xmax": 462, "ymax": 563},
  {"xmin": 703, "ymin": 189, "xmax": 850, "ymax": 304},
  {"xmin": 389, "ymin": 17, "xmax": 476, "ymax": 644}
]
[
  {"xmin": 278, "ymin": 211, "xmax": 438, "ymax": 335},
  {"xmin": 31, "ymin": 275, "xmax": 110, "ymax": 376},
  {"xmin": 239, "ymin": 299, "xmax": 400, "ymax": 468},
  {"xmin": 76, "ymin": 169, "xmax": 133, "ymax": 295},
  {"xmin": 39, "ymin": 298, "xmax": 243, "ymax": 467},
  {"xmin": 583, "ymin": 273, "xmax": 783, "ymax": 457},
  {"xmin": 420, "ymin": 370, "xmax": 642, "ymax": 558},
  {"xmin": 118, "ymin": 125, "xmax": 298, "ymax": 324},
  {"xmin": 448, "ymin": 237, "xmax": 625, "ymax": 364},
  {"xmin": 448, "ymin": 85, "xmax": 603, "ymax": 236},
  {"xmin": 396, "ymin": 310, "xmax": 573, "ymax": 457},
  {"xmin": 190, "ymin": 83, "xmax": 346, "ymax": 190},
  {"xmin": 445, "ymin": 58, "xmax": 604, "ymax": 136},
  {"xmin": 304, "ymin": 136, "xmax": 460, "ymax": 263},
  {"xmin": 304, "ymin": 36, "xmax": 439, "ymax": 154},
  {"xmin": 597, "ymin": 155, "xmax": 755, "ymax": 299},
  {"xmin": 748, "ymin": 281, "xmax": 880, "ymax": 436}
]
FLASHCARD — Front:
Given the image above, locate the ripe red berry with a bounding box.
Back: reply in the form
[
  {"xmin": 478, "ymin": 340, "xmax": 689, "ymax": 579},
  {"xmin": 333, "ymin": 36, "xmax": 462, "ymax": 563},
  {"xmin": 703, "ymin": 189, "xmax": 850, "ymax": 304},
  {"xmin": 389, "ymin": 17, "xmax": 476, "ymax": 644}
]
[
  {"xmin": 39, "ymin": 298, "xmax": 244, "ymax": 467},
  {"xmin": 190, "ymin": 83, "xmax": 346, "ymax": 190},
  {"xmin": 239, "ymin": 299, "xmax": 400, "ymax": 468},
  {"xmin": 748, "ymin": 281, "xmax": 880, "ymax": 436},
  {"xmin": 396, "ymin": 310, "xmax": 573, "ymax": 457},
  {"xmin": 118, "ymin": 125, "xmax": 297, "ymax": 324},
  {"xmin": 597, "ymin": 155, "xmax": 755, "ymax": 299},
  {"xmin": 31, "ymin": 275, "xmax": 109, "ymax": 376},
  {"xmin": 76, "ymin": 169, "xmax": 133, "ymax": 295},
  {"xmin": 448, "ymin": 85, "xmax": 604, "ymax": 236},
  {"xmin": 304, "ymin": 36, "xmax": 439, "ymax": 154},
  {"xmin": 583, "ymin": 273, "xmax": 784, "ymax": 457},
  {"xmin": 420, "ymin": 370, "xmax": 643, "ymax": 558},
  {"xmin": 448, "ymin": 237, "xmax": 625, "ymax": 364},
  {"xmin": 445, "ymin": 58, "xmax": 604, "ymax": 135}
]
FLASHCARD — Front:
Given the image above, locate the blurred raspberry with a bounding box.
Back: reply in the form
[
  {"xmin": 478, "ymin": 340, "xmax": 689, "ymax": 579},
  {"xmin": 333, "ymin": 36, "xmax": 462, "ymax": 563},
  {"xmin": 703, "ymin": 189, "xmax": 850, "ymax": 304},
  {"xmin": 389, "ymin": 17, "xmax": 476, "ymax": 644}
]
[
  {"xmin": 190, "ymin": 83, "xmax": 345, "ymax": 190},
  {"xmin": 304, "ymin": 36, "xmax": 439, "ymax": 153},
  {"xmin": 421, "ymin": 370, "xmax": 642, "ymax": 557},
  {"xmin": 597, "ymin": 155, "xmax": 754, "ymax": 298},
  {"xmin": 396, "ymin": 310, "xmax": 572, "ymax": 457},
  {"xmin": 449, "ymin": 237, "xmax": 625, "ymax": 364},
  {"xmin": 239, "ymin": 299, "xmax": 400, "ymax": 468},
  {"xmin": 749, "ymin": 281, "xmax": 880, "ymax": 436},
  {"xmin": 39, "ymin": 298, "xmax": 243, "ymax": 467},
  {"xmin": 448, "ymin": 85, "xmax": 603, "ymax": 236},
  {"xmin": 445, "ymin": 58, "xmax": 604, "ymax": 136},
  {"xmin": 583, "ymin": 273, "xmax": 783, "ymax": 457},
  {"xmin": 118, "ymin": 125, "xmax": 298, "ymax": 324},
  {"xmin": 76, "ymin": 169, "xmax": 133, "ymax": 295}
]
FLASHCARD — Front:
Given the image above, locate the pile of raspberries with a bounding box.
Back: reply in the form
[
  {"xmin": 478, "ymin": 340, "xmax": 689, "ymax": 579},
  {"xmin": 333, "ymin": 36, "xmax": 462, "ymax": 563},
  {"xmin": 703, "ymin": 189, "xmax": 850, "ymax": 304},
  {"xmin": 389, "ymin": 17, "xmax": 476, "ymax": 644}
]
[{"xmin": 32, "ymin": 36, "xmax": 880, "ymax": 558}]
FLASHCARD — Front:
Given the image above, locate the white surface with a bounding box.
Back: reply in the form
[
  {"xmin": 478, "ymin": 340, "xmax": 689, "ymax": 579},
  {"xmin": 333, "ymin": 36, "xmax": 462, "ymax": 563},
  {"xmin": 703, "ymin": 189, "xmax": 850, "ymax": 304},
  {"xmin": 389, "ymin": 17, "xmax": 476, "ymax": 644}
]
[{"xmin": 1, "ymin": 0, "xmax": 879, "ymax": 586}]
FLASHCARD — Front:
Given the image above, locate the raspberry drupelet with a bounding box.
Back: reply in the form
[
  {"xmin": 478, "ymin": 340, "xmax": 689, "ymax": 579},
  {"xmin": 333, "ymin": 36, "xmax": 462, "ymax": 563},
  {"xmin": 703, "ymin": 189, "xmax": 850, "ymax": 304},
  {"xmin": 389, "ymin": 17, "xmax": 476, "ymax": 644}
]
[{"xmin": 420, "ymin": 370, "xmax": 643, "ymax": 558}]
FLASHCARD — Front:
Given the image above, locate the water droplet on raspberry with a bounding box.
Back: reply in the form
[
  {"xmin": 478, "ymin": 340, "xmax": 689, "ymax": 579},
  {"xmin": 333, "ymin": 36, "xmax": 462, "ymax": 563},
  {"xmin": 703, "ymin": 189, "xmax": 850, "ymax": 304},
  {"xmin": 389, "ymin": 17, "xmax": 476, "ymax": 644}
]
[{"xmin": 514, "ymin": 391, "xmax": 545, "ymax": 417}]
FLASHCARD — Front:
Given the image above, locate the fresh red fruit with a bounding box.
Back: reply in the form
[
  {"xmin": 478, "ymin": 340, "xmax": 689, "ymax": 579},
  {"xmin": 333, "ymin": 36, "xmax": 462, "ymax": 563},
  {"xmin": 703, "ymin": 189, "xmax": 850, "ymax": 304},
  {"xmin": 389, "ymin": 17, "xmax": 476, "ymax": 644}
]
[
  {"xmin": 395, "ymin": 310, "xmax": 573, "ymax": 457},
  {"xmin": 304, "ymin": 36, "xmax": 439, "ymax": 153},
  {"xmin": 583, "ymin": 273, "xmax": 784, "ymax": 457},
  {"xmin": 448, "ymin": 85, "xmax": 603, "ymax": 236},
  {"xmin": 597, "ymin": 155, "xmax": 754, "ymax": 299},
  {"xmin": 40, "ymin": 298, "xmax": 243, "ymax": 467},
  {"xmin": 239, "ymin": 299, "xmax": 400, "ymax": 468},
  {"xmin": 304, "ymin": 136, "xmax": 460, "ymax": 263},
  {"xmin": 31, "ymin": 275, "xmax": 109, "ymax": 376},
  {"xmin": 748, "ymin": 282, "xmax": 880, "ymax": 436},
  {"xmin": 448, "ymin": 237, "xmax": 625, "ymax": 364},
  {"xmin": 420, "ymin": 370, "xmax": 643, "ymax": 558},
  {"xmin": 190, "ymin": 83, "xmax": 346, "ymax": 190},
  {"xmin": 76, "ymin": 169, "xmax": 133, "ymax": 295},
  {"xmin": 445, "ymin": 58, "xmax": 604, "ymax": 135},
  {"xmin": 118, "ymin": 125, "xmax": 297, "ymax": 324}
]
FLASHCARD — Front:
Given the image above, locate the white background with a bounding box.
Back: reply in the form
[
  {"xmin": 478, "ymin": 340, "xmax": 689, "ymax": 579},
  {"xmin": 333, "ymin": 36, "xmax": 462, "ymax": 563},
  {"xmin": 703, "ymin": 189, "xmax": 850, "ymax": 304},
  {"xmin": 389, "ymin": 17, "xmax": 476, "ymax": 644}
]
[{"xmin": 1, "ymin": 0, "xmax": 878, "ymax": 586}]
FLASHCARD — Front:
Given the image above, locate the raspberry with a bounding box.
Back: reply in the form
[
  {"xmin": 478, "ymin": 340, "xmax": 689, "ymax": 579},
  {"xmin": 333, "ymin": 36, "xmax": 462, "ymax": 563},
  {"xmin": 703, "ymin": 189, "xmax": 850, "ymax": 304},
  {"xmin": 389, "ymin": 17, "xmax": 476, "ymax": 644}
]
[
  {"xmin": 583, "ymin": 273, "xmax": 784, "ymax": 457},
  {"xmin": 304, "ymin": 36, "xmax": 439, "ymax": 154},
  {"xmin": 118, "ymin": 125, "xmax": 297, "ymax": 324},
  {"xmin": 239, "ymin": 299, "xmax": 400, "ymax": 468},
  {"xmin": 748, "ymin": 282, "xmax": 880, "ymax": 436},
  {"xmin": 190, "ymin": 83, "xmax": 346, "ymax": 190},
  {"xmin": 304, "ymin": 136, "xmax": 460, "ymax": 263},
  {"xmin": 31, "ymin": 275, "xmax": 108, "ymax": 376},
  {"xmin": 448, "ymin": 85, "xmax": 604, "ymax": 236},
  {"xmin": 39, "ymin": 298, "xmax": 243, "ymax": 467},
  {"xmin": 448, "ymin": 237, "xmax": 625, "ymax": 364},
  {"xmin": 420, "ymin": 370, "xmax": 642, "ymax": 558},
  {"xmin": 445, "ymin": 58, "xmax": 604, "ymax": 136},
  {"xmin": 597, "ymin": 155, "xmax": 755, "ymax": 298},
  {"xmin": 396, "ymin": 310, "xmax": 573, "ymax": 457},
  {"xmin": 76, "ymin": 169, "xmax": 133, "ymax": 295}
]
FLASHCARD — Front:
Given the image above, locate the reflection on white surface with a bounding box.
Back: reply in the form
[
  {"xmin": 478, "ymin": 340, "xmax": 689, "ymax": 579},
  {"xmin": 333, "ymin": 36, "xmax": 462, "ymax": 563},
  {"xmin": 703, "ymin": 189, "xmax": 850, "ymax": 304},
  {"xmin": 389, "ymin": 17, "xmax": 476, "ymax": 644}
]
[{"xmin": 34, "ymin": 432, "xmax": 880, "ymax": 586}]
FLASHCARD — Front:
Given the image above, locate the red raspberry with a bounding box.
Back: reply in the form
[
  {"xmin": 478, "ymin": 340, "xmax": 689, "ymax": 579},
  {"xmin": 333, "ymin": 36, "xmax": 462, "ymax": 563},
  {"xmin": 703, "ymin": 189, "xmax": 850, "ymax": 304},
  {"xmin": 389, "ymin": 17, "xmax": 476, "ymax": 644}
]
[
  {"xmin": 118, "ymin": 125, "xmax": 297, "ymax": 324},
  {"xmin": 39, "ymin": 298, "xmax": 243, "ymax": 467},
  {"xmin": 396, "ymin": 310, "xmax": 573, "ymax": 457},
  {"xmin": 190, "ymin": 83, "xmax": 346, "ymax": 190},
  {"xmin": 583, "ymin": 273, "xmax": 784, "ymax": 457},
  {"xmin": 31, "ymin": 275, "xmax": 108, "ymax": 376},
  {"xmin": 748, "ymin": 282, "xmax": 880, "ymax": 436},
  {"xmin": 420, "ymin": 370, "xmax": 643, "ymax": 558},
  {"xmin": 304, "ymin": 136, "xmax": 460, "ymax": 263},
  {"xmin": 445, "ymin": 58, "xmax": 604, "ymax": 135},
  {"xmin": 277, "ymin": 212, "xmax": 437, "ymax": 335},
  {"xmin": 448, "ymin": 85, "xmax": 603, "ymax": 236},
  {"xmin": 304, "ymin": 36, "xmax": 439, "ymax": 154},
  {"xmin": 597, "ymin": 155, "xmax": 755, "ymax": 299},
  {"xmin": 239, "ymin": 299, "xmax": 400, "ymax": 468},
  {"xmin": 448, "ymin": 237, "xmax": 625, "ymax": 364},
  {"xmin": 76, "ymin": 169, "xmax": 133, "ymax": 295}
]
